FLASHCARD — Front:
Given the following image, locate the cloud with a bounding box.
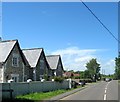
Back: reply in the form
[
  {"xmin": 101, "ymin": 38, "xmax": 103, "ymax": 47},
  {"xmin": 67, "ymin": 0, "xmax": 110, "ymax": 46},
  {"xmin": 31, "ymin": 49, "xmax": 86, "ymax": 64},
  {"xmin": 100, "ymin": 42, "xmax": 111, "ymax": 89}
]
[
  {"xmin": 51, "ymin": 47, "xmax": 97, "ymax": 56},
  {"xmin": 101, "ymin": 59, "xmax": 115, "ymax": 75},
  {"xmin": 47, "ymin": 46, "xmax": 115, "ymax": 74},
  {"xmin": 50, "ymin": 46, "xmax": 98, "ymax": 71}
]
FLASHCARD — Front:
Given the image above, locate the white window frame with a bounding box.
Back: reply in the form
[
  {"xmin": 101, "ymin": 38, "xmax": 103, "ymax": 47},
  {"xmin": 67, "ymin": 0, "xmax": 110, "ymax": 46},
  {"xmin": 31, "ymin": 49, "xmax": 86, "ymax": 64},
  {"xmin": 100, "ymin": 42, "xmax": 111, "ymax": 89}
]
[
  {"xmin": 40, "ymin": 59, "xmax": 44, "ymax": 69},
  {"xmin": 24, "ymin": 75, "xmax": 27, "ymax": 81},
  {"xmin": 40, "ymin": 75, "xmax": 44, "ymax": 80},
  {"xmin": 33, "ymin": 69, "xmax": 36, "ymax": 81},
  {"xmin": 58, "ymin": 64, "xmax": 61, "ymax": 71},
  {"xmin": 11, "ymin": 74, "xmax": 19, "ymax": 82},
  {"xmin": 54, "ymin": 71, "xmax": 56, "ymax": 76},
  {"xmin": 12, "ymin": 53, "xmax": 19, "ymax": 67}
]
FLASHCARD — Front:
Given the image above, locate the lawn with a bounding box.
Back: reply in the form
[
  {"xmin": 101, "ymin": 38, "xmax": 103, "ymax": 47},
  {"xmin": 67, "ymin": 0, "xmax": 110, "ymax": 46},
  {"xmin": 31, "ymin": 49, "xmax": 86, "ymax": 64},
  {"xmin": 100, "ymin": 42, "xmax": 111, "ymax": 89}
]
[
  {"xmin": 16, "ymin": 90, "xmax": 68, "ymax": 101},
  {"xmin": 2, "ymin": 81, "xmax": 97, "ymax": 102},
  {"xmin": 15, "ymin": 85, "xmax": 83, "ymax": 102},
  {"xmin": 15, "ymin": 81, "xmax": 100, "ymax": 102},
  {"xmin": 119, "ymin": 80, "xmax": 120, "ymax": 83}
]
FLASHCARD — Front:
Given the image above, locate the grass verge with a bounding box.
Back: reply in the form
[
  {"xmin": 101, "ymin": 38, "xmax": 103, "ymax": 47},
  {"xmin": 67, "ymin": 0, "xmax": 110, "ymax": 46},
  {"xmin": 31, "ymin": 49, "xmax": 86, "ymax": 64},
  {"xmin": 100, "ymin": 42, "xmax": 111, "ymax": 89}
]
[
  {"xmin": 15, "ymin": 85, "xmax": 83, "ymax": 102},
  {"xmin": 118, "ymin": 80, "xmax": 120, "ymax": 83},
  {"xmin": 16, "ymin": 90, "xmax": 68, "ymax": 101},
  {"xmin": 4, "ymin": 82, "xmax": 97, "ymax": 102},
  {"xmin": 2, "ymin": 81, "xmax": 99, "ymax": 102}
]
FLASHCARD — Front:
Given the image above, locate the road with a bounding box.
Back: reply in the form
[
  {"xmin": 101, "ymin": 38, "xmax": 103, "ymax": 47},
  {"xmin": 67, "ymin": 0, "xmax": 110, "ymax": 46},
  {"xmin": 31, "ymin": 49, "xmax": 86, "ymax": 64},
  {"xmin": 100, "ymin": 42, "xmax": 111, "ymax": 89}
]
[{"xmin": 61, "ymin": 80, "xmax": 118, "ymax": 101}]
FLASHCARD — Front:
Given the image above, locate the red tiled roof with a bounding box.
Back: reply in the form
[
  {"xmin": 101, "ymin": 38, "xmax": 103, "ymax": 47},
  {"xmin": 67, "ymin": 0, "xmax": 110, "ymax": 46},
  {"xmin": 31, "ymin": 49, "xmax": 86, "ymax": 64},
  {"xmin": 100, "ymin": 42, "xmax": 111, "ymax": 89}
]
[
  {"xmin": 63, "ymin": 72, "xmax": 74, "ymax": 77},
  {"xmin": 73, "ymin": 73, "xmax": 80, "ymax": 77}
]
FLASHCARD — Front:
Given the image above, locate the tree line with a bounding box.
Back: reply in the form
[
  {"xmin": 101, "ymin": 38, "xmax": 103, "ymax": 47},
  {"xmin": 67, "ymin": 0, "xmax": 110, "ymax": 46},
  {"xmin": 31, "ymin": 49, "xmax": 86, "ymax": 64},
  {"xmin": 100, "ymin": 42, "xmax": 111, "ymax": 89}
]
[
  {"xmin": 66, "ymin": 56, "xmax": 120, "ymax": 80},
  {"xmin": 80, "ymin": 58, "xmax": 101, "ymax": 81},
  {"xmin": 66, "ymin": 58, "xmax": 101, "ymax": 81}
]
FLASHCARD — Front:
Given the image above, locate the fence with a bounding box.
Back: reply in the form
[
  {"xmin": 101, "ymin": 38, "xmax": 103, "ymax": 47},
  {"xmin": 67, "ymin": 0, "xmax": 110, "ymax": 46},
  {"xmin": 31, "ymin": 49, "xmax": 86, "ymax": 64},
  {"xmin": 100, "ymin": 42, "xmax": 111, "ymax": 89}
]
[{"xmin": 0, "ymin": 80, "xmax": 70, "ymax": 98}]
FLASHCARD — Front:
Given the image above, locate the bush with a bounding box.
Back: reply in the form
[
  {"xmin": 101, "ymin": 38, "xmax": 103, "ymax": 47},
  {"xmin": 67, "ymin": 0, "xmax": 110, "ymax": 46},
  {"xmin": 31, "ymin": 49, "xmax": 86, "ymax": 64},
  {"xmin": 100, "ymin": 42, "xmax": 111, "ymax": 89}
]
[
  {"xmin": 44, "ymin": 74, "xmax": 50, "ymax": 81},
  {"xmin": 54, "ymin": 76, "xmax": 64, "ymax": 83},
  {"xmin": 71, "ymin": 81, "xmax": 77, "ymax": 88},
  {"xmin": 85, "ymin": 79, "xmax": 92, "ymax": 83},
  {"xmin": 74, "ymin": 76, "xmax": 80, "ymax": 79},
  {"xmin": 79, "ymin": 79, "xmax": 92, "ymax": 83}
]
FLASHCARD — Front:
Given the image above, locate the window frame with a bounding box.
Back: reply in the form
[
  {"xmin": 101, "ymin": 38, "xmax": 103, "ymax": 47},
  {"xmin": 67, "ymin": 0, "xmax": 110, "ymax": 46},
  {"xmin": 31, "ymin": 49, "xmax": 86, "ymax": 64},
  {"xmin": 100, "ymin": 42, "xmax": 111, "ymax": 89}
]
[
  {"xmin": 40, "ymin": 58, "xmax": 44, "ymax": 69},
  {"xmin": 11, "ymin": 74, "xmax": 19, "ymax": 82},
  {"xmin": 12, "ymin": 53, "xmax": 19, "ymax": 67}
]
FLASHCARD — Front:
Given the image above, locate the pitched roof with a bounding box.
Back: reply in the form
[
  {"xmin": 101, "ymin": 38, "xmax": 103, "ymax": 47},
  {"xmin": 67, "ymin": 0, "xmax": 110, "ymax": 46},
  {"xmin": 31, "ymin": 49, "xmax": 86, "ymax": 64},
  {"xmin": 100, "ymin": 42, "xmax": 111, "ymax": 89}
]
[
  {"xmin": 73, "ymin": 73, "xmax": 80, "ymax": 77},
  {"xmin": 0, "ymin": 40, "xmax": 17, "ymax": 63},
  {"xmin": 22, "ymin": 48, "xmax": 43, "ymax": 67},
  {"xmin": 46, "ymin": 55, "xmax": 60, "ymax": 70},
  {"xmin": 63, "ymin": 72, "xmax": 74, "ymax": 77}
]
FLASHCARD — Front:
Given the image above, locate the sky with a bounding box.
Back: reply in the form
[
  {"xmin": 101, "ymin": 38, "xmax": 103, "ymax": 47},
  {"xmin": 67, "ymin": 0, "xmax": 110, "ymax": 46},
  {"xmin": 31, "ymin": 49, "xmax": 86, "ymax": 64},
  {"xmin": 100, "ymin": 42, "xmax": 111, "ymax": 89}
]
[
  {"xmin": 1, "ymin": 1, "xmax": 118, "ymax": 75},
  {"xmin": 1, "ymin": 0, "xmax": 119, "ymax": 2}
]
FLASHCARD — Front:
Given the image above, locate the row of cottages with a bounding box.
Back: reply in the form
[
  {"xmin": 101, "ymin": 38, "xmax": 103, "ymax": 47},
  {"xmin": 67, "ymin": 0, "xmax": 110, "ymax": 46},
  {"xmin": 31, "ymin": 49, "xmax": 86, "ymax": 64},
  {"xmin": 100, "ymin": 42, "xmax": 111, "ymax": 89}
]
[
  {"xmin": 46, "ymin": 55, "xmax": 64, "ymax": 77},
  {"xmin": 0, "ymin": 39, "xmax": 64, "ymax": 83},
  {"xmin": 22, "ymin": 48, "xmax": 51, "ymax": 81}
]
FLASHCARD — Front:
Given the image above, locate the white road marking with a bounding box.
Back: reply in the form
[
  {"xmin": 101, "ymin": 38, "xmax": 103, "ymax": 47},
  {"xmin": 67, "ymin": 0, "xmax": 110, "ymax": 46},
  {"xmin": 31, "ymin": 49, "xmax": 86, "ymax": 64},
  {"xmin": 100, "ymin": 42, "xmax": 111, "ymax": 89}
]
[
  {"xmin": 104, "ymin": 94, "xmax": 107, "ymax": 100},
  {"xmin": 104, "ymin": 90, "xmax": 107, "ymax": 94},
  {"xmin": 105, "ymin": 82, "xmax": 110, "ymax": 88},
  {"xmin": 103, "ymin": 81, "xmax": 111, "ymax": 100}
]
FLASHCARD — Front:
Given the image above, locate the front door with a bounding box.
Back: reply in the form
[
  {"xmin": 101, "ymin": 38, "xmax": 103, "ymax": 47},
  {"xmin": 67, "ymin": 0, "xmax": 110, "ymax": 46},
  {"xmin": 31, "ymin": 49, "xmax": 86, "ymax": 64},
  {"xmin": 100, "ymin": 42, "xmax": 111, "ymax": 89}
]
[{"xmin": 11, "ymin": 74, "xmax": 19, "ymax": 82}]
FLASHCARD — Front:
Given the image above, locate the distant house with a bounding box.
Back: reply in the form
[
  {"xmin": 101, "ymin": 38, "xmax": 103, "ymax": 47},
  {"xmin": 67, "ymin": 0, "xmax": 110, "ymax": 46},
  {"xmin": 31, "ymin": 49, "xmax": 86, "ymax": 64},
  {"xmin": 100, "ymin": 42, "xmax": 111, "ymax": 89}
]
[
  {"xmin": 46, "ymin": 55, "xmax": 64, "ymax": 77},
  {"xmin": 63, "ymin": 72, "xmax": 74, "ymax": 78},
  {"xmin": 63, "ymin": 72, "xmax": 80, "ymax": 78},
  {"xmin": 22, "ymin": 48, "xmax": 50, "ymax": 81},
  {"xmin": 73, "ymin": 73, "xmax": 80, "ymax": 77},
  {"xmin": 0, "ymin": 39, "xmax": 29, "ymax": 83}
]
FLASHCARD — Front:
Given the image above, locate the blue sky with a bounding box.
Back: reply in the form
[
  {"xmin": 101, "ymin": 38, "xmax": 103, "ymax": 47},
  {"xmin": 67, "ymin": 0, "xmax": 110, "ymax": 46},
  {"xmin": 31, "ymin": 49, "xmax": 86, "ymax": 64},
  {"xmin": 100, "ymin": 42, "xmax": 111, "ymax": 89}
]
[{"xmin": 2, "ymin": 2, "xmax": 118, "ymax": 74}]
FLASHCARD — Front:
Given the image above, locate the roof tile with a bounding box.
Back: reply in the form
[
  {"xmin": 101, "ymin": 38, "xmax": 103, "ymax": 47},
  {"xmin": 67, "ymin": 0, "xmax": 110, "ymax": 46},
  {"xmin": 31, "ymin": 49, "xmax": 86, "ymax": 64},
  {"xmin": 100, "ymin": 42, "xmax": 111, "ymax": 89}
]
[
  {"xmin": 22, "ymin": 48, "xmax": 43, "ymax": 67},
  {"xmin": 46, "ymin": 55, "xmax": 60, "ymax": 70},
  {"xmin": 0, "ymin": 40, "xmax": 17, "ymax": 62}
]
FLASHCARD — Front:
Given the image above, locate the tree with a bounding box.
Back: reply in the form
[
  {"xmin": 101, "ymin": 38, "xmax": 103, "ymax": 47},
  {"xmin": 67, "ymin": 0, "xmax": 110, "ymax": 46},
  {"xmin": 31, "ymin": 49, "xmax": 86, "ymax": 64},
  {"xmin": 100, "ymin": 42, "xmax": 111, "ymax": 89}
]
[
  {"xmin": 74, "ymin": 71, "xmax": 80, "ymax": 74},
  {"xmin": 86, "ymin": 58, "xmax": 101, "ymax": 81},
  {"xmin": 68, "ymin": 70, "xmax": 74, "ymax": 73},
  {"xmin": 84, "ymin": 70, "xmax": 91, "ymax": 79},
  {"xmin": 114, "ymin": 57, "xmax": 120, "ymax": 79}
]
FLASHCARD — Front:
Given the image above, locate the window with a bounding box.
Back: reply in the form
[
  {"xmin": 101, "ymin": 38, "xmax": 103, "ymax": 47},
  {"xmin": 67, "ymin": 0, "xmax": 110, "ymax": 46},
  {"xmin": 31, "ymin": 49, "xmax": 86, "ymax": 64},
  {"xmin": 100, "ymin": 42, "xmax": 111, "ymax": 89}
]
[
  {"xmin": 58, "ymin": 63, "xmax": 61, "ymax": 71},
  {"xmin": 33, "ymin": 69, "xmax": 36, "ymax": 81},
  {"xmin": 12, "ymin": 54, "xmax": 19, "ymax": 67},
  {"xmin": 24, "ymin": 75, "xmax": 27, "ymax": 81},
  {"xmin": 59, "ymin": 64, "xmax": 61, "ymax": 67},
  {"xmin": 40, "ymin": 75, "xmax": 43, "ymax": 80},
  {"xmin": 40, "ymin": 58, "xmax": 44, "ymax": 69},
  {"xmin": 11, "ymin": 74, "xmax": 19, "ymax": 82}
]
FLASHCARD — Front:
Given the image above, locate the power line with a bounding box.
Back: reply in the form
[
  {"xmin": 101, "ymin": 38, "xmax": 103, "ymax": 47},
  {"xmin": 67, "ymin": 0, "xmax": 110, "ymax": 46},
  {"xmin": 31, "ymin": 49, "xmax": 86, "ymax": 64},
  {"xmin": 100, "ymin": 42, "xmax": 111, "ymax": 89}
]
[{"xmin": 80, "ymin": 0, "xmax": 120, "ymax": 44}]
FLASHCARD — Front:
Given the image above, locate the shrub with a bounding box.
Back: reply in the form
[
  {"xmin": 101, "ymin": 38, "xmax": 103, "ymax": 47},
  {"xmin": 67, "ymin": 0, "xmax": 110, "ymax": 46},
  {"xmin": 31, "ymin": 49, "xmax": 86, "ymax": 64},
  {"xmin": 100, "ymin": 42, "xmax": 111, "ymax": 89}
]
[
  {"xmin": 74, "ymin": 76, "xmax": 80, "ymax": 79},
  {"xmin": 54, "ymin": 76, "xmax": 64, "ymax": 83},
  {"xmin": 44, "ymin": 74, "xmax": 49, "ymax": 81},
  {"xmin": 79, "ymin": 79, "xmax": 92, "ymax": 83}
]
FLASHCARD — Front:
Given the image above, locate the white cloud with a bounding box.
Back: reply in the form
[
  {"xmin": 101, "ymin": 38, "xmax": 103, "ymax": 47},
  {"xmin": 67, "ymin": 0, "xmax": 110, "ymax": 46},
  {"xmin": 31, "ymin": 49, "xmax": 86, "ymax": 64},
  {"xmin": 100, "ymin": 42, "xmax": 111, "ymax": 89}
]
[
  {"xmin": 50, "ymin": 46, "xmax": 97, "ymax": 71},
  {"xmin": 47, "ymin": 46, "xmax": 115, "ymax": 75},
  {"xmin": 51, "ymin": 47, "xmax": 97, "ymax": 56},
  {"xmin": 101, "ymin": 59, "xmax": 115, "ymax": 75}
]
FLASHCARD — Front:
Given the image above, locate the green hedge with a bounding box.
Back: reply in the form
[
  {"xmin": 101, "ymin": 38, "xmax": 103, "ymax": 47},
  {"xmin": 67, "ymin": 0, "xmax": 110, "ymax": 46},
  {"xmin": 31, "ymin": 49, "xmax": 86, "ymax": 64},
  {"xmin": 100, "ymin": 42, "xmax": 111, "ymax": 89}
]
[
  {"xmin": 54, "ymin": 76, "xmax": 64, "ymax": 83},
  {"xmin": 79, "ymin": 79, "xmax": 92, "ymax": 83}
]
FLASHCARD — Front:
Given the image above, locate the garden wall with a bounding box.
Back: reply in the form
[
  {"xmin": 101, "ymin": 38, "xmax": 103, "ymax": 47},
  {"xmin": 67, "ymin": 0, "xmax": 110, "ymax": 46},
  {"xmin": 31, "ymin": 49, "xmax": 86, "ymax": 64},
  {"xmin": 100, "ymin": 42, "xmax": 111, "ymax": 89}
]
[{"xmin": 0, "ymin": 80, "xmax": 70, "ymax": 98}]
